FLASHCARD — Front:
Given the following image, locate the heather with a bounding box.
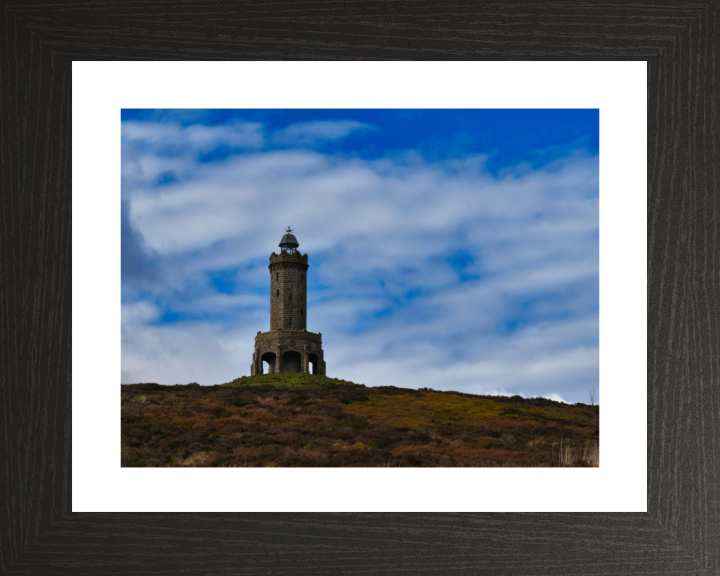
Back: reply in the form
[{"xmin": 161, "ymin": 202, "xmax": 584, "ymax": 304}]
[{"xmin": 121, "ymin": 377, "xmax": 599, "ymax": 467}]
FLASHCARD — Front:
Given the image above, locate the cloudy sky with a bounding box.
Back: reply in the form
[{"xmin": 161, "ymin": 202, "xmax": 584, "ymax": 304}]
[{"xmin": 121, "ymin": 109, "xmax": 599, "ymax": 404}]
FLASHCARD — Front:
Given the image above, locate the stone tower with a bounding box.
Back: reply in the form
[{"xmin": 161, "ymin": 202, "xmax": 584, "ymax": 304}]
[{"xmin": 250, "ymin": 228, "xmax": 326, "ymax": 376}]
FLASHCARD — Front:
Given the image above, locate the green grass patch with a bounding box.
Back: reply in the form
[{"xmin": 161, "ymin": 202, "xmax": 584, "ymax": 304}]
[
  {"xmin": 222, "ymin": 373, "xmax": 362, "ymax": 388},
  {"xmin": 345, "ymin": 392, "xmax": 506, "ymax": 429}
]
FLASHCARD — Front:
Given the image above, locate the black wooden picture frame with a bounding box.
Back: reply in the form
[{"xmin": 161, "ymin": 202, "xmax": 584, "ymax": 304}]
[{"xmin": 2, "ymin": 2, "xmax": 718, "ymax": 574}]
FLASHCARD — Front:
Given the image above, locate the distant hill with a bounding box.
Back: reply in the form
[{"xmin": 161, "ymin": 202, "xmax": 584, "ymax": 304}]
[{"xmin": 121, "ymin": 374, "xmax": 599, "ymax": 467}]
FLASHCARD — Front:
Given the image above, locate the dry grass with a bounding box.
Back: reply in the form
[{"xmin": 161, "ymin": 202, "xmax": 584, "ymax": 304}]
[
  {"xmin": 557, "ymin": 440, "xmax": 577, "ymax": 467},
  {"xmin": 582, "ymin": 441, "xmax": 600, "ymax": 467},
  {"xmin": 556, "ymin": 440, "xmax": 600, "ymax": 467},
  {"xmin": 180, "ymin": 451, "xmax": 211, "ymax": 466}
]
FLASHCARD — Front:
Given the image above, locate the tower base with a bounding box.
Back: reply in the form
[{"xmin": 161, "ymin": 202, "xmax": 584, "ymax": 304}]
[{"xmin": 250, "ymin": 330, "xmax": 326, "ymax": 376}]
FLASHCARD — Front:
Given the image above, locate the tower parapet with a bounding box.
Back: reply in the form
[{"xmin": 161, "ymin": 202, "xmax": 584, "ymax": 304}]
[{"xmin": 250, "ymin": 228, "xmax": 326, "ymax": 376}]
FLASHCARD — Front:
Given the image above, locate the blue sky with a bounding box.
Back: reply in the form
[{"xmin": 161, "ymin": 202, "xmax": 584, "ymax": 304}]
[{"xmin": 121, "ymin": 109, "xmax": 599, "ymax": 403}]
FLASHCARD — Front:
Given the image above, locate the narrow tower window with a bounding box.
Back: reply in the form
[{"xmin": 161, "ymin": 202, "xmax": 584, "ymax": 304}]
[
  {"xmin": 276, "ymin": 272, "xmax": 279, "ymax": 281},
  {"xmin": 290, "ymin": 292, "xmax": 293, "ymax": 301},
  {"xmin": 289, "ymin": 318, "xmax": 293, "ymax": 328},
  {"xmin": 276, "ymin": 289, "xmax": 279, "ymax": 298}
]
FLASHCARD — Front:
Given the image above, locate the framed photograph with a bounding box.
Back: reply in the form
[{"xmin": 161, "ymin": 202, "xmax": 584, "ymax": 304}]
[
  {"xmin": 76, "ymin": 62, "xmax": 640, "ymax": 513},
  {"xmin": 3, "ymin": 4, "xmax": 718, "ymax": 574}
]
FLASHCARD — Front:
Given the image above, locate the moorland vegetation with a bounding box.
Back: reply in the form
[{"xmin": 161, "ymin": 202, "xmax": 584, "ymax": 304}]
[{"xmin": 121, "ymin": 374, "xmax": 599, "ymax": 467}]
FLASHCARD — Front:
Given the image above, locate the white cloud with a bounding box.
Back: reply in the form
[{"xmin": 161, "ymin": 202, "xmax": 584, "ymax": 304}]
[
  {"xmin": 121, "ymin": 119, "xmax": 598, "ymax": 402},
  {"xmin": 121, "ymin": 301, "xmax": 161, "ymax": 325},
  {"xmin": 272, "ymin": 120, "xmax": 372, "ymax": 146},
  {"xmin": 121, "ymin": 303, "xmax": 264, "ymax": 385},
  {"xmin": 122, "ymin": 120, "xmax": 264, "ymax": 154},
  {"xmin": 124, "ymin": 149, "xmax": 597, "ymax": 267}
]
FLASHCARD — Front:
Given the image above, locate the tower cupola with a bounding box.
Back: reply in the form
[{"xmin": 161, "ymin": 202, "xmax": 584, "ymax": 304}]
[{"xmin": 279, "ymin": 226, "xmax": 299, "ymax": 254}]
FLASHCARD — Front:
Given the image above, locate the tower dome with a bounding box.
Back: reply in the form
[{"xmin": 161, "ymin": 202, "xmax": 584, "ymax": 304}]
[{"xmin": 279, "ymin": 226, "xmax": 299, "ymax": 253}]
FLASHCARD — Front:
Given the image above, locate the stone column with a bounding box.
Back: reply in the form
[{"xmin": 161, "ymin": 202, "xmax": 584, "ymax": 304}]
[
  {"xmin": 302, "ymin": 344, "xmax": 309, "ymax": 374},
  {"xmin": 275, "ymin": 347, "xmax": 282, "ymax": 373}
]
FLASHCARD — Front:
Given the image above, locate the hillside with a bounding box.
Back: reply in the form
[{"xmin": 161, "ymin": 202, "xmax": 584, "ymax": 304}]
[{"xmin": 121, "ymin": 374, "xmax": 599, "ymax": 467}]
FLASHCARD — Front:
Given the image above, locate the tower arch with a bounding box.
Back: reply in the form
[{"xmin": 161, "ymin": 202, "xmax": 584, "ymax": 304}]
[{"xmin": 260, "ymin": 351, "xmax": 276, "ymax": 374}]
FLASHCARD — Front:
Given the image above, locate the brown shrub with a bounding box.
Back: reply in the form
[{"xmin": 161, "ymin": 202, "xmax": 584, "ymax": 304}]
[{"xmin": 121, "ymin": 383, "xmax": 599, "ymax": 467}]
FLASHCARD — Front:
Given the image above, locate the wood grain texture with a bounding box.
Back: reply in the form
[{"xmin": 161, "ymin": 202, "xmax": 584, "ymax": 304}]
[{"xmin": 1, "ymin": 1, "xmax": 718, "ymax": 574}]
